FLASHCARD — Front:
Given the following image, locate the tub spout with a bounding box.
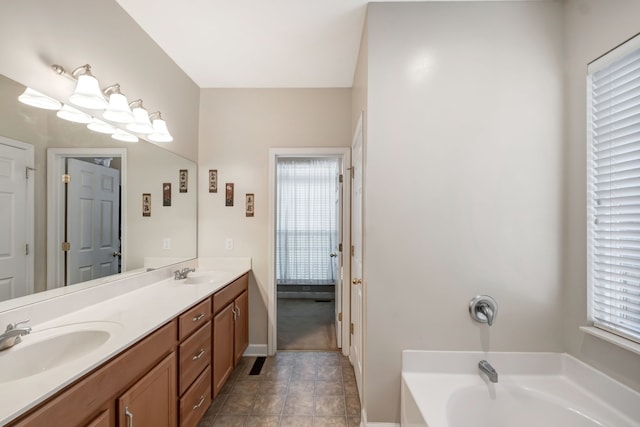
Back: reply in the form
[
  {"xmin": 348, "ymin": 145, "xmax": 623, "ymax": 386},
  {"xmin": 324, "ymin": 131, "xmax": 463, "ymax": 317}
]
[{"xmin": 478, "ymin": 360, "xmax": 498, "ymax": 383}]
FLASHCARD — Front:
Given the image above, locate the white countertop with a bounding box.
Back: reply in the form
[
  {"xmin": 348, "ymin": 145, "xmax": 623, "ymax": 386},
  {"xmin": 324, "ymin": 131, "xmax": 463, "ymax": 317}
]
[{"xmin": 0, "ymin": 259, "xmax": 251, "ymax": 425}]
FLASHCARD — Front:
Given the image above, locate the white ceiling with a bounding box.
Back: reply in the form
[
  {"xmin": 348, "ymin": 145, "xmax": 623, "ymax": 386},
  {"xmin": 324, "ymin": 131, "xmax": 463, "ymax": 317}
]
[{"xmin": 114, "ymin": 0, "xmax": 405, "ymax": 88}]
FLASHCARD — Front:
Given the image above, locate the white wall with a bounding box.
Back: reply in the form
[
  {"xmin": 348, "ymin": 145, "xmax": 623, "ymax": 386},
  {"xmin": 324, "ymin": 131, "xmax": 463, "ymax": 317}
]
[
  {"xmin": 563, "ymin": 0, "xmax": 640, "ymax": 391},
  {"xmin": 363, "ymin": 2, "xmax": 564, "ymax": 422},
  {"xmin": 198, "ymin": 89, "xmax": 352, "ymax": 346}
]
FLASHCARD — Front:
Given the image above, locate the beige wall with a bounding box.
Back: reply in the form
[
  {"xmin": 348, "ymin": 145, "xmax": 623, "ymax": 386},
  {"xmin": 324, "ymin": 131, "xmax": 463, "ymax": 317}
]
[
  {"xmin": 198, "ymin": 89, "xmax": 352, "ymax": 347},
  {"xmin": 363, "ymin": 2, "xmax": 564, "ymax": 422},
  {"xmin": 563, "ymin": 0, "xmax": 640, "ymax": 391}
]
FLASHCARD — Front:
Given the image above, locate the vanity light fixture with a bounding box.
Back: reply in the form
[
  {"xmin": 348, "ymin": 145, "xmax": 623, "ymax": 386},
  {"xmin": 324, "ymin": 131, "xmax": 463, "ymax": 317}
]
[
  {"xmin": 148, "ymin": 111, "xmax": 173, "ymax": 143},
  {"xmin": 87, "ymin": 117, "xmax": 117, "ymax": 134},
  {"xmin": 56, "ymin": 104, "xmax": 92, "ymax": 124},
  {"xmin": 126, "ymin": 99, "xmax": 155, "ymax": 134},
  {"xmin": 18, "ymin": 87, "xmax": 62, "ymax": 110},
  {"xmin": 102, "ymin": 84, "xmax": 134, "ymax": 123},
  {"xmin": 68, "ymin": 65, "xmax": 108, "ymax": 110},
  {"xmin": 112, "ymin": 129, "xmax": 139, "ymax": 143}
]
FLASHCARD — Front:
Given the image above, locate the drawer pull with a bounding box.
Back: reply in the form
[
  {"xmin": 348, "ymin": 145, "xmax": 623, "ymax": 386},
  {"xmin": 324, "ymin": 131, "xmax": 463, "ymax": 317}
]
[
  {"xmin": 192, "ymin": 313, "xmax": 205, "ymax": 322},
  {"xmin": 193, "ymin": 348, "xmax": 206, "ymax": 360},
  {"xmin": 193, "ymin": 395, "xmax": 206, "ymax": 410},
  {"xmin": 125, "ymin": 406, "xmax": 134, "ymax": 427}
]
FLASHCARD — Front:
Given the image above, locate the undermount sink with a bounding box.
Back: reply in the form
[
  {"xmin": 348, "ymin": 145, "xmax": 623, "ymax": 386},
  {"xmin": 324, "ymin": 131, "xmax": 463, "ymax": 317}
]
[
  {"xmin": 184, "ymin": 270, "xmax": 232, "ymax": 285},
  {"xmin": 0, "ymin": 321, "xmax": 121, "ymax": 382}
]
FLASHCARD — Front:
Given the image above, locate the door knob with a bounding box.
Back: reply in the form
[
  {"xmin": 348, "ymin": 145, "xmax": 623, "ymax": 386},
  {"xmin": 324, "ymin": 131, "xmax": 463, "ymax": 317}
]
[
  {"xmin": 352, "ymin": 278, "xmax": 362, "ymax": 285},
  {"xmin": 112, "ymin": 251, "xmax": 122, "ymax": 257},
  {"xmin": 330, "ymin": 253, "xmax": 337, "ymax": 258}
]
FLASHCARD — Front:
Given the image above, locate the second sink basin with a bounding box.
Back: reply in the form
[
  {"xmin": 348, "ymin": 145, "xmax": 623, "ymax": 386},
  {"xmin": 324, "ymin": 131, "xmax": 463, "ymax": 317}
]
[
  {"xmin": 0, "ymin": 321, "xmax": 121, "ymax": 383},
  {"xmin": 184, "ymin": 270, "xmax": 232, "ymax": 285}
]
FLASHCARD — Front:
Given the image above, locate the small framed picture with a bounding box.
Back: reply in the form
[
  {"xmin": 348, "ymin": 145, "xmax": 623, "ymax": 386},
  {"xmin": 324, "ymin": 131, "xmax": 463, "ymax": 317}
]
[
  {"xmin": 225, "ymin": 183, "xmax": 234, "ymax": 206},
  {"xmin": 246, "ymin": 193, "xmax": 255, "ymax": 217},
  {"xmin": 209, "ymin": 169, "xmax": 218, "ymax": 193},
  {"xmin": 179, "ymin": 169, "xmax": 188, "ymax": 193},
  {"xmin": 142, "ymin": 193, "xmax": 151, "ymax": 217},
  {"xmin": 163, "ymin": 183, "xmax": 171, "ymax": 206}
]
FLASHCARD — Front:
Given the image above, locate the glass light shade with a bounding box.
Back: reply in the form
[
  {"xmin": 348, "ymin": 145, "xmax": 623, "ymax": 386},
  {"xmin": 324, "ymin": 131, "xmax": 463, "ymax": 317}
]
[
  {"xmin": 126, "ymin": 107, "xmax": 154, "ymax": 134},
  {"xmin": 69, "ymin": 74, "xmax": 107, "ymax": 110},
  {"xmin": 103, "ymin": 93, "xmax": 134, "ymax": 123},
  {"xmin": 148, "ymin": 118, "xmax": 173, "ymax": 143},
  {"xmin": 18, "ymin": 87, "xmax": 62, "ymax": 110},
  {"xmin": 56, "ymin": 104, "xmax": 92, "ymax": 124},
  {"xmin": 112, "ymin": 129, "xmax": 139, "ymax": 143},
  {"xmin": 87, "ymin": 118, "xmax": 116, "ymax": 134}
]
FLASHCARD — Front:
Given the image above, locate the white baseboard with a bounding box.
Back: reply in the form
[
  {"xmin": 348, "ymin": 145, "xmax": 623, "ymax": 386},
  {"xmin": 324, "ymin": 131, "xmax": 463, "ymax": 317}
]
[
  {"xmin": 362, "ymin": 409, "xmax": 399, "ymax": 427},
  {"xmin": 244, "ymin": 344, "xmax": 268, "ymax": 357}
]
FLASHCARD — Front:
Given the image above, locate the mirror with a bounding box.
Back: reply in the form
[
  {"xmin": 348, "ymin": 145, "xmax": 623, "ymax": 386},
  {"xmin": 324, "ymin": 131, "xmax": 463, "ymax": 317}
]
[{"xmin": 0, "ymin": 73, "xmax": 197, "ymax": 306}]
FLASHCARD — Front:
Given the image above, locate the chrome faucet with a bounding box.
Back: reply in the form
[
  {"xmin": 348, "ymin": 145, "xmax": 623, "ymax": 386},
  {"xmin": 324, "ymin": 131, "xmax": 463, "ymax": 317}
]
[
  {"xmin": 174, "ymin": 267, "xmax": 196, "ymax": 280},
  {"xmin": 478, "ymin": 360, "xmax": 498, "ymax": 383},
  {"xmin": 469, "ymin": 295, "xmax": 498, "ymax": 326},
  {"xmin": 0, "ymin": 320, "xmax": 32, "ymax": 351}
]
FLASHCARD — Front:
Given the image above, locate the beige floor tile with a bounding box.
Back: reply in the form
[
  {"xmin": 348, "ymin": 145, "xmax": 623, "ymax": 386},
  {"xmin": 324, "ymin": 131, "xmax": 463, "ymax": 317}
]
[
  {"xmin": 211, "ymin": 415, "xmax": 246, "ymax": 427},
  {"xmin": 219, "ymin": 393, "xmax": 256, "ymax": 415},
  {"xmin": 345, "ymin": 395, "xmax": 361, "ymax": 416},
  {"xmin": 258, "ymin": 380, "xmax": 289, "ymax": 395},
  {"xmin": 251, "ymin": 394, "xmax": 286, "ymax": 415},
  {"xmin": 348, "ymin": 415, "xmax": 362, "ymax": 427},
  {"xmin": 315, "ymin": 380, "xmax": 344, "ymax": 396},
  {"xmin": 292, "ymin": 364, "xmax": 318, "ymax": 380},
  {"xmin": 313, "ymin": 416, "xmax": 348, "ymax": 426},
  {"xmin": 244, "ymin": 415, "xmax": 280, "ymax": 426},
  {"xmin": 317, "ymin": 365, "xmax": 342, "ymax": 381},
  {"xmin": 314, "ymin": 395, "xmax": 346, "ymax": 416},
  {"xmin": 280, "ymin": 416, "xmax": 314, "ymax": 427},
  {"xmin": 231, "ymin": 380, "xmax": 261, "ymax": 395},
  {"xmin": 288, "ymin": 380, "xmax": 316, "ymax": 395},
  {"xmin": 283, "ymin": 394, "xmax": 315, "ymax": 416}
]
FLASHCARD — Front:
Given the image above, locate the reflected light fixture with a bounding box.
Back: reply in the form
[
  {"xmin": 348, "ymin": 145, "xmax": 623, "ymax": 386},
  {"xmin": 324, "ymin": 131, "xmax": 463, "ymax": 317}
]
[
  {"xmin": 68, "ymin": 64, "xmax": 108, "ymax": 110},
  {"xmin": 18, "ymin": 87, "xmax": 62, "ymax": 110},
  {"xmin": 126, "ymin": 99, "xmax": 154, "ymax": 134},
  {"xmin": 112, "ymin": 129, "xmax": 139, "ymax": 143},
  {"xmin": 56, "ymin": 103, "xmax": 92, "ymax": 123},
  {"xmin": 103, "ymin": 84, "xmax": 134, "ymax": 123},
  {"xmin": 148, "ymin": 111, "xmax": 173, "ymax": 142},
  {"xmin": 87, "ymin": 117, "xmax": 116, "ymax": 134}
]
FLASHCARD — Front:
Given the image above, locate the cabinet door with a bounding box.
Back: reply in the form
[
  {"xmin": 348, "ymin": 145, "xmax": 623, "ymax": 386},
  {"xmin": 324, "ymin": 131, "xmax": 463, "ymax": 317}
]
[
  {"xmin": 85, "ymin": 409, "xmax": 111, "ymax": 427},
  {"xmin": 213, "ymin": 303, "xmax": 234, "ymax": 397},
  {"xmin": 118, "ymin": 352, "xmax": 177, "ymax": 427},
  {"xmin": 234, "ymin": 290, "xmax": 249, "ymax": 365}
]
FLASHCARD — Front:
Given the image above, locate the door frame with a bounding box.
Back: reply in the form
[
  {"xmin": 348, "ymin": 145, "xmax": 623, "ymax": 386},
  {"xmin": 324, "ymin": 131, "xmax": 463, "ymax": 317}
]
[
  {"xmin": 267, "ymin": 147, "xmax": 351, "ymax": 356},
  {"xmin": 47, "ymin": 147, "xmax": 127, "ymax": 289},
  {"xmin": 0, "ymin": 136, "xmax": 35, "ymax": 296}
]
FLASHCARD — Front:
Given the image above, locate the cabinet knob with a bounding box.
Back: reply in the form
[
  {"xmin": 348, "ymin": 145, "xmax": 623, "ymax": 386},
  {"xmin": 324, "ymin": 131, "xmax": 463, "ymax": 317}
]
[{"xmin": 352, "ymin": 278, "xmax": 362, "ymax": 285}]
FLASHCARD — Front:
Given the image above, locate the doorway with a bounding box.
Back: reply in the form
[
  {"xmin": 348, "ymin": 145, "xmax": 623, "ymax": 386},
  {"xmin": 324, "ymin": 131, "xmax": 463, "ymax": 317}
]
[{"xmin": 268, "ymin": 147, "xmax": 351, "ymax": 356}]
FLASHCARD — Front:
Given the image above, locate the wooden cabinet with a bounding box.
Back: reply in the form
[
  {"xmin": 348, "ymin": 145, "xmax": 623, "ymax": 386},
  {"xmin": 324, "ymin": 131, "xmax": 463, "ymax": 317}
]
[
  {"xmin": 85, "ymin": 409, "xmax": 111, "ymax": 427},
  {"xmin": 212, "ymin": 273, "xmax": 249, "ymax": 397},
  {"xmin": 179, "ymin": 366, "xmax": 212, "ymax": 427},
  {"xmin": 117, "ymin": 352, "xmax": 177, "ymax": 427}
]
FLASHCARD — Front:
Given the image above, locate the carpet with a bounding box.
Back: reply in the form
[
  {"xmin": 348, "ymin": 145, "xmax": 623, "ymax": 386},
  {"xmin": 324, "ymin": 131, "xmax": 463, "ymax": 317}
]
[{"xmin": 277, "ymin": 298, "xmax": 337, "ymax": 350}]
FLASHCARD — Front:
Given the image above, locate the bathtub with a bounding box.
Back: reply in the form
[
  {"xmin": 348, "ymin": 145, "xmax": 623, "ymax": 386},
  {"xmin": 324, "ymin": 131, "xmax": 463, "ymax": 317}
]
[{"xmin": 401, "ymin": 351, "xmax": 640, "ymax": 427}]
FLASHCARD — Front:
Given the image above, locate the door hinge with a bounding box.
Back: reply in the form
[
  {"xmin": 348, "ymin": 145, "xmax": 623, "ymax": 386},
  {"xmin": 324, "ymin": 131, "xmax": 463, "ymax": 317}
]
[
  {"xmin": 25, "ymin": 243, "xmax": 29, "ymax": 255},
  {"xmin": 350, "ymin": 167, "xmax": 355, "ymax": 179},
  {"xmin": 339, "ymin": 174, "xmax": 343, "ymax": 183},
  {"xmin": 338, "ymin": 243, "xmax": 343, "ymax": 252},
  {"xmin": 351, "ymin": 245, "xmax": 355, "ymax": 256},
  {"xmin": 61, "ymin": 241, "xmax": 71, "ymax": 251},
  {"xmin": 62, "ymin": 174, "xmax": 71, "ymax": 184},
  {"xmin": 338, "ymin": 312, "xmax": 342, "ymax": 322},
  {"xmin": 350, "ymin": 323, "xmax": 354, "ymax": 335},
  {"xmin": 25, "ymin": 167, "xmax": 36, "ymax": 179}
]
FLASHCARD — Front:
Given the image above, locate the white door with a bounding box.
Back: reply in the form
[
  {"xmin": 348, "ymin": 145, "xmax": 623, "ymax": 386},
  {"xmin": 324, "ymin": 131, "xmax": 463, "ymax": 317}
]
[
  {"xmin": 334, "ymin": 162, "xmax": 344, "ymax": 348},
  {"xmin": 350, "ymin": 118, "xmax": 364, "ymax": 396},
  {"xmin": 67, "ymin": 159, "xmax": 121, "ymax": 285},
  {"xmin": 0, "ymin": 143, "xmax": 32, "ymax": 301}
]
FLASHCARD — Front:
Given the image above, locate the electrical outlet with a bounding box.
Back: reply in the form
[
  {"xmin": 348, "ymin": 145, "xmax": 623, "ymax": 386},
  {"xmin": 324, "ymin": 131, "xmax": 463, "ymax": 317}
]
[
  {"xmin": 225, "ymin": 238, "xmax": 234, "ymax": 250},
  {"xmin": 163, "ymin": 238, "xmax": 171, "ymax": 250}
]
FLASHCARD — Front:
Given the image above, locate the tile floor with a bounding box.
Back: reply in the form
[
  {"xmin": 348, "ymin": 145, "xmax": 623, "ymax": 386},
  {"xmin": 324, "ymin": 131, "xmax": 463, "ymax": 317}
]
[{"xmin": 197, "ymin": 351, "xmax": 361, "ymax": 427}]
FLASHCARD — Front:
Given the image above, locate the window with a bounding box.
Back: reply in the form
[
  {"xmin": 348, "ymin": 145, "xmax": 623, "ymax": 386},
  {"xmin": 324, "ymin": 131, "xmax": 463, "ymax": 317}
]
[{"xmin": 587, "ymin": 34, "xmax": 640, "ymax": 344}]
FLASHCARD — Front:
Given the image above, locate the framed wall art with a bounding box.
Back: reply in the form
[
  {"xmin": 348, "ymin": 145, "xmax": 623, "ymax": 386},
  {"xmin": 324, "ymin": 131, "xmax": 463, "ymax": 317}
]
[
  {"xmin": 246, "ymin": 193, "xmax": 254, "ymax": 217},
  {"xmin": 163, "ymin": 183, "xmax": 171, "ymax": 206},
  {"xmin": 225, "ymin": 183, "xmax": 234, "ymax": 206},
  {"xmin": 209, "ymin": 169, "xmax": 218, "ymax": 193},
  {"xmin": 179, "ymin": 169, "xmax": 188, "ymax": 193},
  {"xmin": 142, "ymin": 193, "xmax": 151, "ymax": 217}
]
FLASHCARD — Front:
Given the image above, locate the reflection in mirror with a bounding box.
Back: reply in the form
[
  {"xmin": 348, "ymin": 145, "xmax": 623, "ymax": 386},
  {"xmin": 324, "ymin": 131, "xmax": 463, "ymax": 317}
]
[{"xmin": 0, "ymin": 73, "xmax": 197, "ymax": 305}]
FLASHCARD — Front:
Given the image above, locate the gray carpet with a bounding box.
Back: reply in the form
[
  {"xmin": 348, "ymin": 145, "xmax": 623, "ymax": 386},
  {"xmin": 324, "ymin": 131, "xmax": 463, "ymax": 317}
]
[{"xmin": 277, "ymin": 298, "xmax": 337, "ymax": 350}]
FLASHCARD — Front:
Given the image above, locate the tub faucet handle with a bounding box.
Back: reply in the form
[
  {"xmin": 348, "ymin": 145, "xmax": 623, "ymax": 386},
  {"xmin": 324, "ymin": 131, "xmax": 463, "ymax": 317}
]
[{"xmin": 469, "ymin": 295, "xmax": 498, "ymax": 326}]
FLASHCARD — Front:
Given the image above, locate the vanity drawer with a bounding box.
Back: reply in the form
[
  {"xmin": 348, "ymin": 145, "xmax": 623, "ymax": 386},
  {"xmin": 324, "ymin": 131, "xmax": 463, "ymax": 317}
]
[
  {"xmin": 179, "ymin": 298, "xmax": 212, "ymax": 340},
  {"xmin": 179, "ymin": 322, "xmax": 211, "ymax": 395},
  {"xmin": 179, "ymin": 366, "xmax": 212, "ymax": 427},
  {"xmin": 213, "ymin": 273, "xmax": 248, "ymax": 314}
]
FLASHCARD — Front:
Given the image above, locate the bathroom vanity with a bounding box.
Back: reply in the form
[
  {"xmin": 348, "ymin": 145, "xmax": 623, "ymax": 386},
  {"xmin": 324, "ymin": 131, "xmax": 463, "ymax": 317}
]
[{"xmin": 0, "ymin": 261, "xmax": 250, "ymax": 427}]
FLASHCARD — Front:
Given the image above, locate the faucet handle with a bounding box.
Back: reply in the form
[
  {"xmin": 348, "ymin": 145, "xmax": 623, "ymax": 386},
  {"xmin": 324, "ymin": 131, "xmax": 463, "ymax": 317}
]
[{"xmin": 6, "ymin": 319, "xmax": 30, "ymax": 331}]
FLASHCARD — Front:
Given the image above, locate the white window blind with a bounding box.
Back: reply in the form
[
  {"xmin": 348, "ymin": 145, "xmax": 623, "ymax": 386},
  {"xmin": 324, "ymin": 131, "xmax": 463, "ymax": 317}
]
[
  {"xmin": 276, "ymin": 158, "xmax": 339, "ymax": 285},
  {"xmin": 588, "ymin": 34, "xmax": 640, "ymax": 344}
]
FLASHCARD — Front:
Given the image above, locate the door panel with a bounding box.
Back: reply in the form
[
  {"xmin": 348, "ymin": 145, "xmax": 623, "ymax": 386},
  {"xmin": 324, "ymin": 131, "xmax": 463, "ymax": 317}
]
[
  {"xmin": 213, "ymin": 304, "xmax": 234, "ymax": 397},
  {"xmin": 0, "ymin": 143, "xmax": 30, "ymax": 301},
  {"xmin": 67, "ymin": 159, "xmax": 120, "ymax": 285}
]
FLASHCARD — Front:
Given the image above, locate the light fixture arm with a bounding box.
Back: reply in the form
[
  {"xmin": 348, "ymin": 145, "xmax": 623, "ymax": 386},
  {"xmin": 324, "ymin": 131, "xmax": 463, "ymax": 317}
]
[
  {"xmin": 103, "ymin": 83, "xmax": 123, "ymax": 97},
  {"xmin": 71, "ymin": 64, "xmax": 95, "ymax": 78},
  {"xmin": 149, "ymin": 111, "xmax": 163, "ymax": 120}
]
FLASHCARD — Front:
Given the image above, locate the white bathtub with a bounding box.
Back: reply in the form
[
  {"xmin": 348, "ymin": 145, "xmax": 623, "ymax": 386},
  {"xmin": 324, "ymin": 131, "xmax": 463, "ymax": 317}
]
[{"xmin": 401, "ymin": 351, "xmax": 640, "ymax": 427}]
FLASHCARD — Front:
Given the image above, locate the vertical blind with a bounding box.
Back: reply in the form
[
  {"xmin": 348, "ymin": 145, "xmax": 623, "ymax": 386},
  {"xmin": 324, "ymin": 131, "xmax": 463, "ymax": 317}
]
[
  {"xmin": 276, "ymin": 158, "xmax": 339, "ymax": 285},
  {"xmin": 588, "ymin": 34, "xmax": 640, "ymax": 344}
]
